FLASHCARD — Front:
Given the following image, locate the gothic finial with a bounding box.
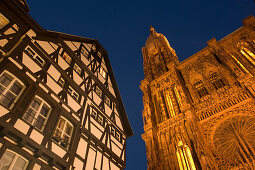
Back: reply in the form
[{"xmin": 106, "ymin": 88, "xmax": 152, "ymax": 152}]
[{"xmin": 150, "ymin": 25, "xmax": 156, "ymax": 35}]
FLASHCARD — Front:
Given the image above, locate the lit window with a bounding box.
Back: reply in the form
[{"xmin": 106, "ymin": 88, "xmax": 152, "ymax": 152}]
[
  {"xmin": 22, "ymin": 96, "xmax": 51, "ymax": 131},
  {"xmin": 91, "ymin": 109, "xmax": 97, "ymax": 119},
  {"xmin": 111, "ymin": 127, "xmax": 115, "ymax": 135},
  {"xmin": 165, "ymin": 93, "xmax": 175, "ymax": 118},
  {"xmin": 174, "ymin": 86, "xmax": 182, "ymax": 107},
  {"xmin": 194, "ymin": 81, "xmax": 208, "ymax": 98},
  {"xmin": 68, "ymin": 86, "xmax": 79, "ymax": 101},
  {"xmin": 209, "ymin": 73, "xmax": 225, "ymax": 90},
  {"xmin": 240, "ymin": 48, "xmax": 255, "ymax": 66},
  {"xmin": 58, "ymin": 77, "xmax": 65, "ymax": 87},
  {"xmin": 229, "ymin": 53, "xmax": 252, "ymax": 75},
  {"xmin": 98, "ymin": 115, "xmax": 103, "ymax": 125},
  {"xmin": 73, "ymin": 63, "xmax": 82, "ymax": 75},
  {"xmin": 116, "ymin": 132, "xmax": 120, "ymax": 141},
  {"xmin": 176, "ymin": 141, "xmax": 196, "ymax": 170},
  {"xmin": 0, "ymin": 149, "xmax": 28, "ymax": 170},
  {"xmin": 99, "ymin": 67, "xmax": 107, "ymax": 79},
  {"xmin": 105, "ymin": 95, "xmax": 111, "ymax": 107},
  {"xmin": 0, "ymin": 71, "xmax": 25, "ymax": 109},
  {"xmin": 52, "ymin": 116, "xmax": 73, "ymax": 149},
  {"xmin": 95, "ymin": 86, "xmax": 102, "ymax": 97},
  {"xmin": 62, "ymin": 52, "xmax": 72, "ymax": 64},
  {"xmin": 25, "ymin": 47, "xmax": 45, "ymax": 66},
  {"xmin": 0, "ymin": 13, "xmax": 10, "ymax": 29},
  {"xmin": 81, "ymin": 45, "xmax": 89, "ymax": 59}
]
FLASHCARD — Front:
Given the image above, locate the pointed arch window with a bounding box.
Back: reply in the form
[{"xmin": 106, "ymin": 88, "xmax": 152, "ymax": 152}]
[
  {"xmin": 165, "ymin": 93, "xmax": 176, "ymax": 118},
  {"xmin": 209, "ymin": 72, "xmax": 225, "ymax": 90},
  {"xmin": 229, "ymin": 53, "xmax": 252, "ymax": 76},
  {"xmin": 238, "ymin": 43, "xmax": 255, "ymax": 66},
  {"xmin": 176, "ymin": 141, "xmax": 196, "ymax": 170},
  {"xmin": 0, "ymin": 71, "xmax": 25, "ymax": 109},
  {"xmin": 193, "ymin": 80, "xmax": 208, "ymax": 98}
]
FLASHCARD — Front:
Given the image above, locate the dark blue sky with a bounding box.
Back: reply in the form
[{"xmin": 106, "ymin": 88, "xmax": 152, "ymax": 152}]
[{"xmin": 27, "ymin": 0, "xmax": 254, "ymax": 169}]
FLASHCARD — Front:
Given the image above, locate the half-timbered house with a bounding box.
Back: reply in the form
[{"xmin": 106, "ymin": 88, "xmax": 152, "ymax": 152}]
[{"xmin": 0, "ymin": 0, "xmax": 133, "ymax": 169}]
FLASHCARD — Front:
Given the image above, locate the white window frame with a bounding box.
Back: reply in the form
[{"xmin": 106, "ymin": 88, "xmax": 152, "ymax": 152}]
[
  {"xmin": 58, "ymin": 77, "xmax": 65, "ymax": 87},
  {"xmin": 91, "ymin": 108, "xmax": 97, "ymax": 119},
  {"xmin": 99, "ymin": 67, "xmax": 107, "ymax": 79},
  {"xmin": 53, "ymin": 116, "xmax": 74, "ymax": 149},
  {"xmin": 62, "ymin": 52, "xmax": 72, "ymax": 64},
  {"xmin": 0, "ymin": 149, "xmax": 28, "ymax": 170},
  {"xmin": 110, "ymin": 126, "xmax": 115, "ymax": 136},
  {"xmin": 116, "ymin": 132, "xmax": 120, "ymax": 141},
  {"xmin": 68, "ymin": 86, "xmax": 79, "ymax": 101},
  {"xmin": 95, "ymin": 86, "xmax": 102, "ymax": 97},
  {"xmin": 22, "ymin": 96, "xmax": 51, "ymax": 131},
  {"xmin": 73, "ymin": 63, "xmax": 82, "ymax": 75},
  {"xmin": 25, "ymin": 47, "xmax": 45, "ymax": 67},
  {"xmin": 0, "ymin": 71, "xmax": 25, "ymax": 109},
  {"xmin": 105, "ymin": 95, "xmax": 111, "ymax": 107},
  {"xmin": 97, "ymin": 114, "xmax": 103, "ymax": 125}
]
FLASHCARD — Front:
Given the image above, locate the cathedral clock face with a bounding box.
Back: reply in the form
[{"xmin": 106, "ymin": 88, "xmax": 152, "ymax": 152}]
[{"xmin": 214, "ymin": 116, "xmax": 255, "ymax": 165}]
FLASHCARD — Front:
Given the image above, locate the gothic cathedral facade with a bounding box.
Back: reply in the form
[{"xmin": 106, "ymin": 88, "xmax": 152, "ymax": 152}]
[
  {"xmin": 0, "ymin": 0, "xmax": 133, "ymax": 169},
  {"xmin": 141, "ymin": 16, "xmax": 255, "ymax": 169}
]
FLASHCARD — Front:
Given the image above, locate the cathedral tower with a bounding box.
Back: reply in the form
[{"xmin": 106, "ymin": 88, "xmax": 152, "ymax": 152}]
[{"xmin": 141, "ymin": 17, "xmax": 255, "ymax": 170}]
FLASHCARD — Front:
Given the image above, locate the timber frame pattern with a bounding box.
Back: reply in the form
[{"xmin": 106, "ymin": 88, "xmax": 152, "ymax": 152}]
[
  {"xmin": 141, "ymin": 17, "xmax": 255, "ymax": 169},
  {"xmin": 0, "ymin": 0, "xmax": 133, "ymax": 170}
]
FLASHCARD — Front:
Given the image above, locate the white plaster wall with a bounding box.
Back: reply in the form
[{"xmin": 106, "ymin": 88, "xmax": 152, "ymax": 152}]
[
  {"xmin": 46, "ymin": 76, "xmax": 62, "ymax": 94},
  {"xmin": 85, "ymin": 148, "xmax": 96, "ymax": 170},
  {"xmin": 58, "ymin": 56, "xmax": 69, "ymax": 70},
  {"xmin": 95, "ymin": 151, "xmax": 102, "ymax": 170},
  {"xmin": 22, "ymin": 53, "xmax": 41, "ymax": 73},
  {"xmin": 36, "ymin": 40, "xmax": 54, "ymax": 54},
  {"xmin": 76, "ymin": 138, "xmax": 88, "ymax": 159},
  {"xmin": 90, "ymin": 123, "xmax": 103, "ymax": 140},
  {"xmin": 14, "ymin": 119, "xmax": 30, "ymax": 135},
  {"xmin": 67, "ymin": 94, "xmax": 81, "ymax": 112},
  {"xmin": 115, "ymin": 116, "xmax": 123, "ymax": 130},
  {"xmin": 0, "ymin": 105, "xmax": 9, "ymax": 117},
  {"xmin": 51, "ymin": 142, "xmax": 66, "ymax": 158},
  {"xmin": 73, "ymin": 157, "xmax": 83, "ymax": 170},
  {"xmin": 73, "ymin": 71, "xmax": 83, "ymax": 86},
  {"xmin": 93, "ymin": 93, "xmax": 101, "ymax": 106},
  {"xmin": 47, "ymin": 65, "xmax": 61, "ymax": 81},
  {"xmin": 102, "ymin": 155, "xmax": 109, "ymax": 170},
  {"xmin": 30, "ymin": 129, "xmax": 43, "ymax": 145},
  {"xmin": 105, "ymin": 104, "xmax": 112, "ymax": 117},
  {"xmin": 110, "ymin": 161, "xmax": 120, "ymax": 170},
  {"xmin": 111, "ymin": 142, "xmax": 121, "ymax": 157}
]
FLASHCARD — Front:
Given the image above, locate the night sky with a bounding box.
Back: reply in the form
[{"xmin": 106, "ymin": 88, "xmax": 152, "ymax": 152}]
[{"xmin": 27, "ymin": 0, "xmax": 254, "ymax": 169}]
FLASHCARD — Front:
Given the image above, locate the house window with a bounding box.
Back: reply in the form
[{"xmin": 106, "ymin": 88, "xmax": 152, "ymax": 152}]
[
  {"xmin": 73, "ymin": 63, "xmax": 82, "ymax": 75},
  {"xmin": 52, "ymin": 116, "xmax": 73, "ymax": 149},
  {"xmin": 97, "ymin": 115, "xmax": 103, "ymax": 125},
  {"xmin": 62, "ymin": 52, "xmax": 72, "ymax": 64},
  {"xmin": 95, "ymin": 86, "xmax": 102, "ymax": 97},
  {"xmin": 58, "ymin": 77, "xmax": 65, "ymax": 87},
  {"xmin": 0, "ymin": 13, "xmax": 10, "ymax": 29},
  {"xmin": 81, "ymin": 45, "xmax": 89, "ymax": 59},
  {"xmin": 91, "ymin": 109, "xmax": 97, "ymax": 119},
  {"xmin": 209, "ymin": 73, "xmax": 225, "ymax": 90},
  {"xmin": 110, "ymin": 127, "xmax": 115, "ymax": 136},
  {"xmin": 0, "ymin": 71, "xmax": 25, "ymax": 109},
  {"xmin": 68, "ymin": 86, "xmax": 79, "ymax": 101},
  {"xmin": 105, "ymin": 96, "xmax": 111, "ymax": 107},
  {"xmin": 116, "ymin": 132, "xmax": 121, "ymax": 141},
  {"xmin": 22, "ymin": 96, "xmax": 51, "ymax": 131},
  {"xmin": 194, "ymin": 80, "xmax": 208, "ymax": 98},
  {"xmin": 25, "ymin": 47, "xmax": 45, "ymax": 67},
  {"xmin": 99, "ymin": 67, "xmax": 107, "ymax": 79},
  {"xmin": 0, "ymin": 149, "xmax": 28, "ymax": 170}
]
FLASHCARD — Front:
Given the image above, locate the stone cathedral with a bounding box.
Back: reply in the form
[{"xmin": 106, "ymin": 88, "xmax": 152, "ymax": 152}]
[{"xmin": 141, "ymin": 16, "xmax": 255, "ymax": 170}]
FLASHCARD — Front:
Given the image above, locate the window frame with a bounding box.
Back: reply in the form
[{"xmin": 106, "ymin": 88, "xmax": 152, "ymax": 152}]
[
  {"xmin": 95, "ymin": 86, "xmax": 102, "ymax": 97},
  {"xmin": 73, "ymin": 63, "xmax": 82, "ymax": 75},
  {"xmin": 99, "ymin": 67, "xmax": 107, "ymax": 79},
  {"xmin": 22, "ymin": 96, "xmax": 51, "ymax": 131},
  {"xmin": 68, "ymin": 86, "xmax": 79, "ymax": 101},
  {"xmin": 25, "ymin": 46, "xmax": 45, "ymax": 67},
  {"xmin": 52, "ymin": 116, "xmax": 74, "ymax": 149},
  {"xmin": 58, "ymin": 77, "xmax": 65, "ymax": 87},
  {"xmin": 0, "ymin": 149, "xmax": 29, "ymax": 170},
  {"xmin": 0, "ymin": 71, "xmax": 25, "ymax": 109},
  {"xmin": 62, "ymin": 51, "xmax": 72, "ymax": 64},
  {"xmin": 194, "ymin": 80, "xmax": 209, "ymax": 98},
  {"xmin": 104, "ymin": 95, "xmax": 111, "ymax": 107}
]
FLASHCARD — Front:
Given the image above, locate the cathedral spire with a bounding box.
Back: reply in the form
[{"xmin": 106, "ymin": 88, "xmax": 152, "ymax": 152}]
[{"xmin": 142, "ymin": 26, "xmax": 179, "ymax": 81}]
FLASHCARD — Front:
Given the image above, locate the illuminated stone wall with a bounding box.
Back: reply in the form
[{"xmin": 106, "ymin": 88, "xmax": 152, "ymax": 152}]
[{"xmin": 141, "ymin": 16, "xmax": 255, "ymax": 170}]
